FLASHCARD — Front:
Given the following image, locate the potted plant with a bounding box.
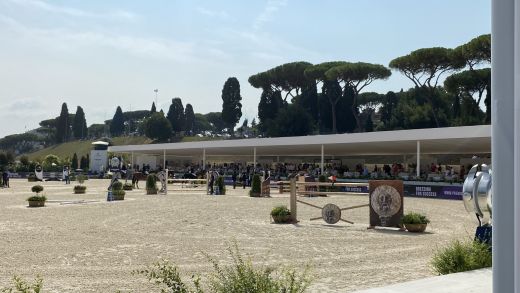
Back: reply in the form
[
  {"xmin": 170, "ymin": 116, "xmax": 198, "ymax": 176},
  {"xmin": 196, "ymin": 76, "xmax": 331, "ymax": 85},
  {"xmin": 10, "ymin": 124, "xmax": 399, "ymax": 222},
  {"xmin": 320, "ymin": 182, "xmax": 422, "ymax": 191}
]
[
  {"xmin": 73, "ymin": 175, "xmax": 87, "ymax": 194},
  {"xmin": 249, "ymin": 174, "xmax": 261, "ymax": 197},
  {"xmin": 401, "ymin": 212, "xmax": 430, "ymax": 232},
  {"xmin": 111, "ymin": 181, "xmax": 125, "ymax": 200},
  {"xmin": 215, "ymin": 176, "xmax": 226, "ymax": 195},
  {"xmin": 27, "ymin": 185, "xmax": 46, "ymax": 207},
  {"xmin": 123, "ymin": 183, "xmax": 133, "ymax": 191},
  {"xmin": 146, "ymin": 175, "xmax": 158, "ymax": 195},
  {"xmin": 27, "ymin": 173, "xmax": 37, "ymax": 182},
  {"xmin": 270, "ymin": 205, "xmax": 292, "ymax": 224}
]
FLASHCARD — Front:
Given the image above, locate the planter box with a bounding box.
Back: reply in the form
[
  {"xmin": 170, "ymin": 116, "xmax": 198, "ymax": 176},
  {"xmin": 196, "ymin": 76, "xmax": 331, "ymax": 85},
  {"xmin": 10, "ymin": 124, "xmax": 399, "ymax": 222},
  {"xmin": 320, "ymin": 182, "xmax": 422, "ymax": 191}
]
[
  {"xmin": 74, "ymin": 189, "xmax": 86, "ymax": 194},
  {"xmin": 147, "ymin": 189, "xmax": 158, "ymax": 195},
  {"xmin": 405, "ymin": 223, "xmax": 427, "ymax": 233},
  {"xmin": 272, "ymin": 215, "xmax": 292, "ymax": 224},
  {"xmin": 113, "ymin": 194, "xmax": 125, "ymax": 201},
  {"xmin": 28, "ymin": 201, "xmax": 45, "ymax": 207}
]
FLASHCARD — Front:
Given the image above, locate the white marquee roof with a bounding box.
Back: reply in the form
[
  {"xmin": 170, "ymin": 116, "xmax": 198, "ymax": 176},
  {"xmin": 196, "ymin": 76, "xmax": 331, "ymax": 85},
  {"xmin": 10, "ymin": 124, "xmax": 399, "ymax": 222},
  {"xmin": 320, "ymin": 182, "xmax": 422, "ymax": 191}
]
[{"xmin": 108, "ymin": 125, "xmax": 491, "ymax": 157}]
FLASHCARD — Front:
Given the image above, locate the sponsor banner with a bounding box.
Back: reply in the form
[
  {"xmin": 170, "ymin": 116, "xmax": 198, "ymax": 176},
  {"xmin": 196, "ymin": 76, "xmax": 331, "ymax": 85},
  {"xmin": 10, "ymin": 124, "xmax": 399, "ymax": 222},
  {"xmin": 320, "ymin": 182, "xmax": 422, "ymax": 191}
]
[
  {"xmin": 338, "ymin": 183, "xmax": 462, "ymax": 200},
  {"xmin": 404, "ymin": 185, "xmax": 463, "ymax": 200}
]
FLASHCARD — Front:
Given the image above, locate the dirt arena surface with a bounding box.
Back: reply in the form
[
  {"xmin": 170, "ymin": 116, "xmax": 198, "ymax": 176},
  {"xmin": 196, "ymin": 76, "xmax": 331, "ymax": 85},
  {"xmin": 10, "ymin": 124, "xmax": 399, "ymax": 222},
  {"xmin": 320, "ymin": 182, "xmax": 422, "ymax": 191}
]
[{"xmin": 0, "ymin": 179, "xmax": 477, "ymax": 292}]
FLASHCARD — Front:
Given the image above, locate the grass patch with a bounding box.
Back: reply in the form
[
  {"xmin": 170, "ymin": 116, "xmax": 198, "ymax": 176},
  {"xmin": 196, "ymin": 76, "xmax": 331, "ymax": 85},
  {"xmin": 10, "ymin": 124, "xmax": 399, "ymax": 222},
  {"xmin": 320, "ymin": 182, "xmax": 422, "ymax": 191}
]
[{"xmin": 431, "ymin": 240, "xmax": 492, "ymax": 275}]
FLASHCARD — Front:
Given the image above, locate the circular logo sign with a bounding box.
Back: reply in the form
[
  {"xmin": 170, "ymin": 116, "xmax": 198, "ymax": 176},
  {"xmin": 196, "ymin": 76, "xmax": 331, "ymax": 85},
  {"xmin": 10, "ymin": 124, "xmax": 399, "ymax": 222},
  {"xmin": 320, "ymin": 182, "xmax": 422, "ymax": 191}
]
[
  {"xmin": 110, "ymin": 157, "xmax": 120, "ymax": 168},
  {"xmin": 322, "ymin": 203, "xmax": 341, "ymax": 224},
  {"xmin": 370, "ymin": 185, "xmax": 401, "ymax": 217}
]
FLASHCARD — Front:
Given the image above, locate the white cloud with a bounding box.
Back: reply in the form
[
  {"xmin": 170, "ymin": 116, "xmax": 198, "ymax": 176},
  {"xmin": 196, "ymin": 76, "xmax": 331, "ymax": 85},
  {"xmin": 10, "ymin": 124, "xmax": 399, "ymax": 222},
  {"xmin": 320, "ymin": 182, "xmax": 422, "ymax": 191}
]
[
  {"xmin": 196, "ymin": 6, "xmax": 229, "ymax": 20},
  {"xmin": 0, "ymin": 15, "xmax": 196, "ymax": 63},
  {"xmin": 5, "ymin": 0, "xmax": 138, "ymax": 21},
  {"xmin": 253, "ymin": 0, "xmax": 288, "ymax": 30}
]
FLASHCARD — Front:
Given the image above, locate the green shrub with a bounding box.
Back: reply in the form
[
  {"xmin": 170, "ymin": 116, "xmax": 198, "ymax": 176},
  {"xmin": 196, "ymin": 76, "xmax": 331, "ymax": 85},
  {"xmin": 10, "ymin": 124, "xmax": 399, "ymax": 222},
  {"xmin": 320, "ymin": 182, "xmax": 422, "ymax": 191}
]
[
  {"xmin": 27, "ymin": 195, "xmax": 47, "ymax": 202},
  {"xmin": 249, "ymin": 174, "xmax": 261, "ymax": 197},
  {"xmin": 1, "ymin": 275, "xmax": 43, "ymax": 293},
  {"xmin": 77, "ymin": 175, "xmax": 86, "ymax": 185},
  {"xmin": 73, "ymin": 185, "xmax": 87, "ymax": 193},
  {"xmin": 112, "ymin": 181, "xmax": 123, "ymax": 191},
  {"xmin": 270, "ymin": 205, "xmax": 291, "ymax": 217},
  {"xmin": 146, "ymin": 174, "xmax": 157, "ymax": 191},
  {"xmin": 135, "ymin": 242, "xmax": 312, "ymax": 293},
  {"xmin": 215, "ymin": 176, "xmax": 226, "ymax": 195},
  {"xmin": 31, "ymin": 185, "xmax": 43, "ymax": 195},
  {"xmin": 431, "ymin": 240, "xmax": 492, "ymax": 275},
  {"xmin": 123, "ymin": 183, "xmax": 133, "ymax": 191},
  {"xmin": 401, "ymin": 212, "xmax": 430, "ymax": 225},
  {"xmin": 112, "ymin": 190, "xmax": 125, "ymax": 196}
]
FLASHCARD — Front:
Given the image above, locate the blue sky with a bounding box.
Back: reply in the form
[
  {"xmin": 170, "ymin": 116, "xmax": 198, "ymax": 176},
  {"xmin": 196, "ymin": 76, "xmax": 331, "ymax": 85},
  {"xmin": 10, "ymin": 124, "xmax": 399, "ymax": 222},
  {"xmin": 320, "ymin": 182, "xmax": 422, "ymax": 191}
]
[{"xmin": 0, "ymin": 0, "xmax": 490, "ymax": 137}]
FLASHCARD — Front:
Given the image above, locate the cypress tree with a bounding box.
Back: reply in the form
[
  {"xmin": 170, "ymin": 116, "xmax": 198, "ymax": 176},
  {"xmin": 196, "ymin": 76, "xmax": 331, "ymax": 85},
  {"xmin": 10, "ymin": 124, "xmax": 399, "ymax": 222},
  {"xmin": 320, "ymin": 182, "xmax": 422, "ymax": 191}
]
[
  {"xmin": 72, "ymin": 106, "xmax": 88, "ymax": 139},
  {"xmin": 110, "ymin": 106, "xmax": 125, "ymax": 136},
  {"xmin": 221, "ymin": 77, "xmax": 243, "ymax": 136},
  {"xmin": 56, "ymin": 103, "xmax": 70, "ymax": 143}
]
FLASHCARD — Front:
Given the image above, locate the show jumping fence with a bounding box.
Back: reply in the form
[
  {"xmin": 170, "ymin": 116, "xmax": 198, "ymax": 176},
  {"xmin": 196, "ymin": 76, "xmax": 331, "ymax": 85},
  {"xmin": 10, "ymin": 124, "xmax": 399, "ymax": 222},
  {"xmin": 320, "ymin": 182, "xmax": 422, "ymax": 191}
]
[
  {"xmin": 167, "ymin": 178, "xmax": 207, "ymax": 192},
  {"xmin": 289, "ymin": 179, "xmax": 370, "ymax": 224}
]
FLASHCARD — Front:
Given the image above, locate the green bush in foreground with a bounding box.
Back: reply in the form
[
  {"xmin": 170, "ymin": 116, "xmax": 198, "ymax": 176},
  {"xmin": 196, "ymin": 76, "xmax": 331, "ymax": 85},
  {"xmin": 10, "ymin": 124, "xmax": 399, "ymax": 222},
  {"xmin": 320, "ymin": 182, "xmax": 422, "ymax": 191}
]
[
  {"xmin": 136, "ymin": 243, "xmax": 312, "ymax": 293},
  {"xmin": 1, "ymin": 275, "xmax": 43, "ymax": 293},
  {"xmin": 431, "ymin": 240, "xmax": 492, "ymax": 275}
]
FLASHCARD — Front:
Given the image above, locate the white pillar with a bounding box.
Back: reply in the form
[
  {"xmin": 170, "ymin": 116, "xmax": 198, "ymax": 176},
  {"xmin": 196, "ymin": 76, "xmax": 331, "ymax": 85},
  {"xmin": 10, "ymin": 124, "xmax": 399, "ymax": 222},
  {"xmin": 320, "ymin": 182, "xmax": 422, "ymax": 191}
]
[
  {"xmin": 202, "ymin": 148, "xmax": 206, "ymax": 169},
  {"xmin": 163, "ymin": 150, "xmax": 166, "ymax": 169},
  {"xmin": 416, "ymin": 141, "xmax": 421, "ymax": 178},
  {"xmin": 493, "ymin": 0, "xmax": 518, "ymax": 291},
  {"xmin": 253, "ymin": 147, "xmax": 257, "ymax": 167},
  {"xmin": 320, "ymin": 144, "xmax": 324, "ymax": 175}
]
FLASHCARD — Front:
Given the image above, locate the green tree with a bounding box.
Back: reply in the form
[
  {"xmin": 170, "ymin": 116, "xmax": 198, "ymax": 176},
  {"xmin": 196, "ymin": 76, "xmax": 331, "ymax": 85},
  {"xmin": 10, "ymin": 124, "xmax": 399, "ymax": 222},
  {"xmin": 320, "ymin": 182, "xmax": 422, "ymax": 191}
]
[
  {"xmin": 249, "ymin": 61, "xmax": 313, "ymax": 102},
  {"xmin": 71, "ymin": 153, "xmax": 78, "ymax": 169},
  {"xmin": 184, "ymin": 103, "xmax": 195, "ymax": 134},
  {"xmin": 389, "ymin": 47, "xmax": 465, "ymax": 127},
  {"xmin": 72, "ymin": 106, "xmax": 88, "ymax": 139},
  {"xmin": 205, "ymin": 112, "xmax": 226, "ymax": 133},
  {"xmin": 444, "ymin": 68, "xmax": 490, "ymax": 110},
  {"xmin": 221, "ymin": 77, "xmax": 243, "ymax": 136},
  {"xmin": 80, "ymin": 155, "xmax": 88, "ymax": 169},
  {"xmin": 150, "ymin": 102, "xmax": 157, "ymax": 114},
  {"xmin": 167, "ymin": 98, "xmax": 185, "ymax": 134},
  {"xmin": 324, "ymin": 62, "xmax": 391, "ymax": 131},
  {"xmin": 257, "ymin": 90, "xmax": 285, "ymax": 133},
  {"xmin": 87, "ymin": 124, "xmax": 106, "ymax": 138},
  {"xmin": 266, "ymin": 105, "xmax": 314, "ymax": 137},
  {"xmin": 380, "ymin": 91, "xmax": 398, "ymax": 126},
  {"xmin": 193, "ymin": 113, "xmax": 213, "ymax": 133},
  {"xmin": 55, "ymin": 103, "xmax": 70, "ymax": 143},
  {"xmin": 453, "ymin": 34, "xmax": 491, "ymax": 70},
  {"xmin": 110, "ymin": 106, "xmax": 125, "ymax": 136},
  {"xmin": 144, "ymin": 112, "xmax": 173, "ymax": 141}
]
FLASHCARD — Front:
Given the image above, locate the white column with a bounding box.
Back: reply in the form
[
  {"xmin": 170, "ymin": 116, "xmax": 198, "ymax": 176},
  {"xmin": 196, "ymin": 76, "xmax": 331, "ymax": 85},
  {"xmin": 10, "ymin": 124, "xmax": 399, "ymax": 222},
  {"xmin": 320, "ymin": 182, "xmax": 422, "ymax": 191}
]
[
  {"xmin": 416, "ymin": 141, "xmax": 421, "ymax": 178},
  {"xmin": 320, "ymin": 144, "xmax": 324, "ymax": 175},
  {"xmin": 515, "ymin": 1, "xmax": 520, "ymax": 291},
  {"xmin": 493, "ymin": 0, "xmax": 517, "ymax": 291},
  {"xmin": 253, "ymin": 147, "xmax": 257, "ymax": 167},
  {"xmin": 163, "ymin": 150, "xmax": 166, "ymax": 169},
  {"xmin": 202, "ymin": 148, "xmax": 206, "ymax": 169}
]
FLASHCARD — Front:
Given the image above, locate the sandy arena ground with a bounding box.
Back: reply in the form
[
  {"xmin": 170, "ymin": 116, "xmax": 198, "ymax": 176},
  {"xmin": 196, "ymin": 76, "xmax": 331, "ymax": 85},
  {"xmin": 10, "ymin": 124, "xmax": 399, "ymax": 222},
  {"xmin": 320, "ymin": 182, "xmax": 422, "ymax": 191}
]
[{"xmin": 0, "ymin": 179, "xmax": 477, "ymax": 292}]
